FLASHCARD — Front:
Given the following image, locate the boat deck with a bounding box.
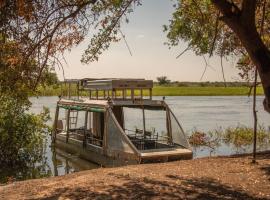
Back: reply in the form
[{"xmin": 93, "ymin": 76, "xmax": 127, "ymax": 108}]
[{"xmin": 140, "ymin": 148, "xmax": 192, "ymax": 158}]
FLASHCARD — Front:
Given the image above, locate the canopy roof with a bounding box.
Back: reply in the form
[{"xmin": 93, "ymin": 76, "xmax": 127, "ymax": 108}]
[{"xmin": 80, "ymin": 78, "xmax": 153, "ymax": 91}]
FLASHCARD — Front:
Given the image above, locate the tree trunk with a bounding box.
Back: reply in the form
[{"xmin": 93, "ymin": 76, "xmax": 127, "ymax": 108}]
[
  {"xmin": 233, "ymin": 25, "xmax": 270, "ymax": 113},
  {"xmin": 212, "ymin": 0, "xmax": 270, "ymax": 113}
]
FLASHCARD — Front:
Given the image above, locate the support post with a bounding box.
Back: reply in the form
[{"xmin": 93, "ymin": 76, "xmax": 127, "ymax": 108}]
[
  {"xmin": 142, "ymin": 107, "xmax": 146, "ymax": 138},
  {"xmin": 83, "ymin": 111, "xmax": 88, "ymax": 147},
  {"xmin": 131, "ymin": 89, "xmax": 134, "ymax": 100},
  {"xmin": 66, "ymin": 109, "xmax": 70, "ymax": 143},
  {"xmin": 96, "ymin": 89, "xmax": 98, "ymax": 99},
  {"xmin": 112, "ymin": 89, "xmax": 115, "ymax": 99},
  {"xmin": 68, "ymin": 83, "xmax": 71, "ymax": 99},
  {"xmin": 166, "ymin": 106, "xmax": 173, "ymax": 144},
  {"xmin": 123, "ymin": 89, "xmax": 125, "ymax": 99},
  {"xmin": 149, "ymin": 88, "xmax": 152, "ymax": 100},
  {"xmin": 77, "ymin": 82, "xmax": 80, "ymax": 100}
]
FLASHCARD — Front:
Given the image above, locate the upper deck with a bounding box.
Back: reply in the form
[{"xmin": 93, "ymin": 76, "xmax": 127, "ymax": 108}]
[{"xmin": 60, "ymin": 78, "xmax": 158, "ymax": 107}]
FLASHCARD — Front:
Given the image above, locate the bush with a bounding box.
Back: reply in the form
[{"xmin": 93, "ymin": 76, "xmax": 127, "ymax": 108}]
[
  {"xmin": 157, "ymin": 76, "xmax": 171, "ymax": 85},
  {"xmin": 0, "ymin": 93, "xmax": 50, "ymax": 167},
  {"xmin": 189, "ymin": 125, "xmax": 270, "ymax": 155}
]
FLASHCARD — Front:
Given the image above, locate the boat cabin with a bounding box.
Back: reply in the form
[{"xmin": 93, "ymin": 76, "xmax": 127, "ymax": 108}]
[{"xmin": 52, "ymin": 78, "xmax": 192, "ymax": 166}]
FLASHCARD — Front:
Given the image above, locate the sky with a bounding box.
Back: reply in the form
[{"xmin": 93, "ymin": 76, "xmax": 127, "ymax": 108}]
[{"xmin": 56, "ymin": 0, "xmax": 241, "ymax": 82}]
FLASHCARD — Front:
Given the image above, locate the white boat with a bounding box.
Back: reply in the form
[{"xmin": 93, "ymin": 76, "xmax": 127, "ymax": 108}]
[{"xmin": 52, "ymin": 78, "xmax": 192, "ymax": 166}]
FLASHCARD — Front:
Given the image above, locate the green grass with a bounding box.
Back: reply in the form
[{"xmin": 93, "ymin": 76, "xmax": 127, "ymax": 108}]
[
  {"xmin": 152, "ymin": 86, "xmax": 264, "ymax": 96},
  {"xmin": 36, "ymin": 85, "xmax": 264, "ymax": 96}
]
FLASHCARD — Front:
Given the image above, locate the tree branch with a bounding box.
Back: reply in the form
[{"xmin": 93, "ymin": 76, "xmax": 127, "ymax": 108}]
[{"xmin": 211, "ymin": 0, "xmax": 241, "ymax": 18}]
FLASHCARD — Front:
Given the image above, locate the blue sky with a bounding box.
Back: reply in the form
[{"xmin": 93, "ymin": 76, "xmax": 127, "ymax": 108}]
[{"xmin": 57, "ymin": 0, "xmax": 240, "ymax": 82}]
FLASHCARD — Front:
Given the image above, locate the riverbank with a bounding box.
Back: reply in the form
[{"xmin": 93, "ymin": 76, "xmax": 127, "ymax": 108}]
[
  {"xmin": 1, "ymin": 152, "xmax": 269, "ymax": 199},
  {"xmin": 37, "ymin": 85, "xmax": 264, "ymax": 96}
]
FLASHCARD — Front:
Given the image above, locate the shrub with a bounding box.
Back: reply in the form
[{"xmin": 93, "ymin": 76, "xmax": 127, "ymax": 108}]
[{"xmin": 0, "ymin": 93, "xmax": 50, "ymax": 167}]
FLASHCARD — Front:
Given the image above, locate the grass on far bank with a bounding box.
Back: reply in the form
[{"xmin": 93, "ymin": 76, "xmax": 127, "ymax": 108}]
[
  {"xmin": 37, "ymin": 84, "xmax": 264, "ymax": 96},
  {"xmin": 152, "ymin": 86, "xmax": 264, "ymax": 96}
]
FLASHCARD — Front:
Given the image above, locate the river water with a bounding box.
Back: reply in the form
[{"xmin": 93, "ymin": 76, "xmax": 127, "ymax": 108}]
[{"xmin": 2, "ymin": 96, "xmax": 270, "ymax": 183}]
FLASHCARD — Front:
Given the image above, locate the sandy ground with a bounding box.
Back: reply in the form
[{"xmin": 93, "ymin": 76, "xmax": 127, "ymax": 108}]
[{"xmin": 0, "ymin": 153, "xmax": 270, "ymax": 200}]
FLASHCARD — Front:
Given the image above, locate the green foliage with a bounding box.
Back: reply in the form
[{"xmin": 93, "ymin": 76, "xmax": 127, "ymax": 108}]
[
  {"xmin": 152, "ymin": 86, "xmax": 263, "ymax": 96},
  {"xmin": 0, "ymin": 93, "xmax": 50, "ymax": 166},
  {"xmin": 164, "ymin": 1, "xmax": 270, "ymax": 81},
  {"xmin": 81, "ymin": 0, "xmax": 141, "ymax": 63},
  {"xmin": 223, "ymin": 125, "xmax": 270, "ymax": 149},
  {"xmin": 189, "ymin": 125, "xmax": 270, "ymax": 155},
  {"xmin": 165, "ymin": 0, "xmax": 221, "ymax": 55}
]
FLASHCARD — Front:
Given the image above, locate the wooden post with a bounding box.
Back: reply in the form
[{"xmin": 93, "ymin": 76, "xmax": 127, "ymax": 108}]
[
  {"xmin": 112, "ymin": 89, "xmax": 115, "ymax": 99},
  {"xmin": 68, "ymin": 83, "xmax": 71, "ymax": 99},
  {"xmin": 77, "ymin": 82, "xmax": 79, "ymax": 99},
  {"xmin": 149, "ymin": 88, "xmax": 152, "ymax": 100},
  {"xmin": 140, "ymin": 89, "xmax": 143, "ymax": 99},
  {"xmin": 96, "ymin": 89, "xmax": 98, "ymax": 99},
  {"xmin": 83, "ymin": 111, "xmax": 88, "ymax": 147},
  {"xmin": 89, "ymin": 90, "xmax": 92, "ymax": 99},
  {"xmin": 131, "ymin": 89, "xmax": 134, "ymax": 100},
  {"xmin": 103, "ymin": 90, "xmax": 106, "ymax": 99},
  {"xmin": 66, "ymin": 109, "xmax": 70, "ymax": 143}
]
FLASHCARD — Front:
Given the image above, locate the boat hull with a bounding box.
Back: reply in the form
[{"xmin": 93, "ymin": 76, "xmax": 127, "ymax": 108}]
[{"xmin": 55, "ymin": 134, "xmax": 192, "ymax": 166}]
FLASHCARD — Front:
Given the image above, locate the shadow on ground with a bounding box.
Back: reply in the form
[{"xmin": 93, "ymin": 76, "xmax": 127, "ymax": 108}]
[{"xmin": 38, "ymin": 173, "xmax": 266, "ymax": 200}]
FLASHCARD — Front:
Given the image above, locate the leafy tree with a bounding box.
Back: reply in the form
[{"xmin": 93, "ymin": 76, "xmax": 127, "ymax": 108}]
[
  {"xmin": 163, "ymin": 0, "xmax": 270, "ymax": 112},
  {"xmin": 0, "ymin": 92, "xmax": 50, "ymax": 166},
  {"xmin": 157, "ymin": 76, "xmax": 171, "ymax": 85}
]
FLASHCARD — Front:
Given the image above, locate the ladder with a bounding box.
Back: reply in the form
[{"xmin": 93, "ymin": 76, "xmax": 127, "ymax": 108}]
[{"xmin": 66, "ymin": 110, "xmax": 78, "ymax": 129}]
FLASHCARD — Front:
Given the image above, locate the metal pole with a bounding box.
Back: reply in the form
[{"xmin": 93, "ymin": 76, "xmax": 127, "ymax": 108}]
[
  {"xmin": 83, "ymin": 111, "xmax": 88, "ymax": 147},
  {"xmin": 77, "ymin": 82, "xmax": 79, "ymax": 100},
  {"xmin": 66, "ymin": 109, "xmax": 70, "ymax": 143},
  {"xmin": 142, "ymin": 107, "xmax": 146, "ymax": 137},
  {"xmin": 68, "ymin": 83, "xmax": 71, "ymax": 99}
]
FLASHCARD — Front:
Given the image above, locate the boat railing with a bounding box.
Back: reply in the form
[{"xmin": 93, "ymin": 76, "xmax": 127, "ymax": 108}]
[
  {"xmin": 60, "ymin": 78, "xmax": 154, "ymax": 101},
  {"xmin": 124, "ymin": 128, "xmax": 173, "ymax": 150}
]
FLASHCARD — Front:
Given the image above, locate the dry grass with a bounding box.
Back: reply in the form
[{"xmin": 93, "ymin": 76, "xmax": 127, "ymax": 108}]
[{"xmin": 0, "ymin": 152, "xmax": 270, "ymax": 200}]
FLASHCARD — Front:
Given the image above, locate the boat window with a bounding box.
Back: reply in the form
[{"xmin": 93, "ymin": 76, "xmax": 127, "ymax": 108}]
[
  {"xmin": 123, "ymin": 107, "xmax": 171, "ymax": 150},
  {"xmin": 106, "ymin": 111, "xmax": 136, "ymax": 157},
  {"xmin": 169, "ymin": 110, "xmax": 189, "ymax": 149},
  {"xmin": 56, "ymin": 107, "xmax": 104, "ymax": 147}
]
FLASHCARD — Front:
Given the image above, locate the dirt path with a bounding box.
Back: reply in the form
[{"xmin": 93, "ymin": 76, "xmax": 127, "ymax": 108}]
[{"xmin": 0, "ymin": 153, "xmax": 270, "ymax": 200}]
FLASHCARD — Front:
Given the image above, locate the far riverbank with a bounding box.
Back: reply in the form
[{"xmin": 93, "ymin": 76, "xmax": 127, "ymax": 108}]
[{"xmin": 37, "ymin": 86, "xmax": 264, "ymax": 96}]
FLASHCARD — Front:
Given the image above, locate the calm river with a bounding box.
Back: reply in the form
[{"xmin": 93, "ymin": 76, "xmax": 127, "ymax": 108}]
[{"xmin": 2, "ymin": 96, "xmax": 269, "ymax": 183}]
